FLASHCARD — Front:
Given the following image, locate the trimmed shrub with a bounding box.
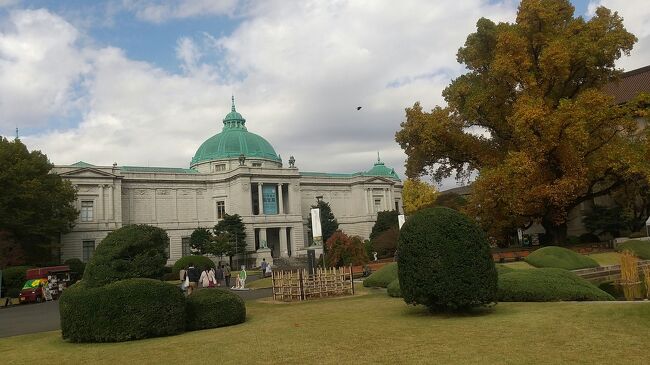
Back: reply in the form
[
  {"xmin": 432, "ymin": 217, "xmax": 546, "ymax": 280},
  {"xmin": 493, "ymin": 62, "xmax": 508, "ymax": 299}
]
[
  {"xmin": 496, "ymin": 264, "xmax": 515, "ymax": 275},
  {"xmin": 498, "ymin": 268, "xmax": 614, "ymax": 302},
  {"xmin": 525, "ymin": 246, "xmax": 599, "ymax": 270},
  {"xmin": 398, "ymin": 207, "xmax": 497, "ymax": 312},
  {"xmin": 185, "ymin": 288, "xmax": 246, "ymax": 331},
  {"xmin": 59, "ymin": 278, "xmax": 185, "ymax": 342},
  {"xmin": 172, "ymin": 255, "xmax": 216, "ymax": 276},
  {"xmin": 64, "ymin": 258, "xmax": 85, "ymax": 283},
  {"xmin": 1, "ymin": 266, "xmax": 32, "ymax": 297},
  {"xmin": 616, "ymin": 240, "xmax": 650, "ymax": 260},
  {"xmin": 83, "ymin": 225, "xmax": 168, "ymax": 288},
  {"xmin": 363, "ymin": 263, "xmax": 397, "ymax": 288},
  {"xmin": 387, "ymin": 279, "xmax": 402, "ymax": 298}
]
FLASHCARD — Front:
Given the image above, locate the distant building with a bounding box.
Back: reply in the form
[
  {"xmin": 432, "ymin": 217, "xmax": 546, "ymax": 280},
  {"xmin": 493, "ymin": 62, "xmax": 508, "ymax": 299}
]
[{"xmin": 53, "ymin": 97, "xmax": 403, "ymax": 264}]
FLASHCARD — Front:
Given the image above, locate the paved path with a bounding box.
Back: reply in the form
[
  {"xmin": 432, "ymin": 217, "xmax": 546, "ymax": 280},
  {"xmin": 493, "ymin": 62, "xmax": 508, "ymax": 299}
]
[{"xmin": 0, "ymin": 285, "xmax": 272, "ymax": 339}]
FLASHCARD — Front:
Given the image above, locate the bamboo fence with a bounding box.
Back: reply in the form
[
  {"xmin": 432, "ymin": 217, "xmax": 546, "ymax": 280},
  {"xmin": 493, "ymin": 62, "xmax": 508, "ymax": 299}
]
[{"xmin": 272, "ymin": 266, "xmax": 355, "ymax": 302}]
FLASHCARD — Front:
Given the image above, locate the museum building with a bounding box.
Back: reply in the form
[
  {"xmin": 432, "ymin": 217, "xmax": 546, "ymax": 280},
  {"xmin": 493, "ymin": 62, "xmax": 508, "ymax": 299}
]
[{"xmin": 53, "ymin": 98, "xmax": 403, "ymax": 264}]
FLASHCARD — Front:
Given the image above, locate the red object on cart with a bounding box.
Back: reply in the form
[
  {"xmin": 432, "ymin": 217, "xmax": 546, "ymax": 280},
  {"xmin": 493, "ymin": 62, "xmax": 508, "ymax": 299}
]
[{"xmin": 25, "ymin": 266, "xmax": 70, "ymax": 280}]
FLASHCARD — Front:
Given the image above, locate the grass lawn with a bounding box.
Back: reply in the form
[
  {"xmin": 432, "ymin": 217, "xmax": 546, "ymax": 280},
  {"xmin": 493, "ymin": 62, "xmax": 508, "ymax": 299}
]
[
  {"xmin": 588, "ymin": 252, "xmax": 622, "ymax": 266},
  {"xmin": 2, "ymin": 288, "xmax": 650, "ymax": 364},
  {"xmin": 247, "ymin": 277, "xmax": 272, "ymax": 289}
]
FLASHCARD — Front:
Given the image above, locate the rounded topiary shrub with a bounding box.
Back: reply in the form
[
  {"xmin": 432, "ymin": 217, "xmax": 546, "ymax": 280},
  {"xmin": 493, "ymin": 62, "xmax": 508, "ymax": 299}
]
[
  {"xmin": 363, "ymin": 262, "xmax": 397, "ymax": 288},
  {"xmin": 616, "ymin": 240, "xmax": 650, "ymax": 260},
  {"xmin": 60, "ymin": 278, "xmax": 185, "ymax": 342},
  {"xmin": 498, "ymin": 268, "xmax": 614, "ymax": 302},
  {"xmin": 172, "ymin": 255, "xmax": 216, "ymax": 277},
  {"xmin": 398, "ymin": 207, "xmax": 497, "ymax": 312},
  {"xmin": 524, "ymin": 246, "xmax": 599, "ymax": 270},
  {"xmin": 387, "ymin": 279, "xmax": 402, "ymax": 298},
  {"xmin": 185, "ymin": 288, "xmax": 246, "ymax": 331},
  {"xmin": 83, "ymin": 225, "xmax": 168, "ymax": 288}
]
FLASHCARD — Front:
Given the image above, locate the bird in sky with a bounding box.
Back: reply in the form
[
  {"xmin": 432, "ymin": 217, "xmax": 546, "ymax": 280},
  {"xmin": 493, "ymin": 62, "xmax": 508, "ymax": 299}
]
[{"xmin": 356, "ymin": 106, "xmax": 362, "ymax": 110}]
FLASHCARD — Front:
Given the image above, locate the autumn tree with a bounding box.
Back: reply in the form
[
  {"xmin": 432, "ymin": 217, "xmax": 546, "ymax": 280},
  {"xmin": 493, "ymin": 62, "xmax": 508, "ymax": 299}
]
[
  {"xmin": 324, "ymin": 231, "xmax": 367, "ymax": 267},
  {"xmin": 401, "ymin": 178, "xmax": 438, "ymax": 215},
  {"xmin": 395, "ymin": 0, "xmax": 649, "ymax": 242}
]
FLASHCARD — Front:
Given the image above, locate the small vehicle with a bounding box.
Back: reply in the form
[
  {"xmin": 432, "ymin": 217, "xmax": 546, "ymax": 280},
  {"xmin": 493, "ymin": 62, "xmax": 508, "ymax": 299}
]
[{"xmin": 19, "ymin": 278, "xmax": 48, "ymax": 303}]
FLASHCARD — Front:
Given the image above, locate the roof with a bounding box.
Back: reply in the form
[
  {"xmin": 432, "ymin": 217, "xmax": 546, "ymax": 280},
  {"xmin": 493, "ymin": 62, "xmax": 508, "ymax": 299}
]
[
  {"xmin": 70, "ymin": 161, "xmax": 95, "ymax": 167},
  {"xmin": 120, "ymin": 166, "xmax": 199, "ymax": 174},
  {"xmin": 603, "ymin": 65, "xmax": 650, "ymax": 104},
  {"xmin": 301, "ymin": 157, "xmax": 401, "ymax": 181}
]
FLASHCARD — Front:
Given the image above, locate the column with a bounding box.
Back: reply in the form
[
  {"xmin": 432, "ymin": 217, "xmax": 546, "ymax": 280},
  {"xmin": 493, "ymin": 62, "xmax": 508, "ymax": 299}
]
[
  {"xmin": 384, "ymin": 188, "xmax": 389, "ymax": 210},
  {"xmin": 368, "ymin": 188, "xmax": 374, "ymax": 213},
  {"xmin": 98, "ymin": 185, "xmax": 104, "ymax": 222},
  {"xmin": 389, "ymin": 188, "xmax": 394, "ymax": 211},
  {"xmin": 152, "ymin": 189, "xmax": 157, "ymax": 223},
  {"xmin": 364, "ymin": 187, "xmax": 369, "ymax": 214},
  {"xmin": 277, "ymin": 183, "xmax": 284, "ymax": 214},
  {"xmin": 108, "ymin": 184, "xmax": 114, "ymax": 220},
  {"xmin": 257, "ymin": 183, "xmax": 264, "ymax": 215},
  {"xmin": 279, "ymin": 227, "xmax": 288, "ymax": 257}
]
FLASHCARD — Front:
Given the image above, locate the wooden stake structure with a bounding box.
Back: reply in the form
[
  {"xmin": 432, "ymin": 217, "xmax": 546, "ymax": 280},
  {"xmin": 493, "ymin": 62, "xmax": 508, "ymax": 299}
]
[{"xmin": 272, "ymin": 265, "xmax": 355, "ymax": 302}]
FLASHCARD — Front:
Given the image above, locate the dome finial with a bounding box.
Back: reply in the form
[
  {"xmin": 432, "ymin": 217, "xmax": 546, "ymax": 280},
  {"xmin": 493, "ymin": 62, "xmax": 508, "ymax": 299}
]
[
  {"xmin": 231, "ymin": 95, "xmax": 236, "ymax": 112},
  {"xmin": 377, "ymin": 151, "xmax": 380, "ymax": 162}
]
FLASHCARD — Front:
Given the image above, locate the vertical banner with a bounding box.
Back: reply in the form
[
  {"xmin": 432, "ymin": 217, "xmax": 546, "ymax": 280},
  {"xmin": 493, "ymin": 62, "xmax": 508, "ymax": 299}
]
[
  {"xmin": 262, "ymin": 185, "xmax": 278, "ymax": 215},
  {"xmin": 398, "ymin": 214, "xmax": 406, "ymax": 229},
  {"xmin": 310, "ymin": 208, "xmax": 323, "ymax": 246}
]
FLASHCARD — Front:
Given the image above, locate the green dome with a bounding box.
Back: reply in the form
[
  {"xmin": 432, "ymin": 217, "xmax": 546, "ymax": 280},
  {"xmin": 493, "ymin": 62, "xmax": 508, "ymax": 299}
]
[
  {"xmin": 367, "ymin": 155, "xmax": 400, "ymax": 181},
  {"xmin": 190, "ymin": 97, "xmax": 281, "ymax": 166}
]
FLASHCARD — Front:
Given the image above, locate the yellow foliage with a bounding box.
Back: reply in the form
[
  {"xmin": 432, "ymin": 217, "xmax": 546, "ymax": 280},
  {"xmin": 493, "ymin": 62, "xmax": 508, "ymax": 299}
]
[{"xmin": 402, "ymin": 178, "xmax": 438, "ymax": 215}]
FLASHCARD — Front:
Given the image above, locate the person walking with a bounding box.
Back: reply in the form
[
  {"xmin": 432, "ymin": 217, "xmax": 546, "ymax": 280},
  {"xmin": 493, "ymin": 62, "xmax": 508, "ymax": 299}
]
[
  {"xmin": 261, "ymin": 258, "xmax": 268, "ymax": 278},
  {"xmin": 215, "ymin": 265, "xmax": 225, "ymax": 287},
  {"xmin": 186, "ymin": 262, "xmax": 200, "ymax": 295},
  {"xmin": 224, "ymin": 263, "xmax": 231, "ymax": 287},
  {"xmin": 199, "ymin": 268, "xmax": 213, "ymax": 288}
]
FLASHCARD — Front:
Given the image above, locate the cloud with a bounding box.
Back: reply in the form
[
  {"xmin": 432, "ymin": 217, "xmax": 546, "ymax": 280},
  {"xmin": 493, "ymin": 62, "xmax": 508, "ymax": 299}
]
[{"xmin": 122, "ymin": 0, "xmax": 238, "ymax": 23}]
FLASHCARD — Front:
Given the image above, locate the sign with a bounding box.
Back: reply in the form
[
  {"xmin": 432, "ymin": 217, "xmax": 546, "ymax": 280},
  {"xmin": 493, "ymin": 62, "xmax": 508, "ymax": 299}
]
[
  {"xmin": 262, "ymin": 185, "xmax": 278, "ymax": 215},
  {"xmin": 310, "ymin": 208, "xmax": 323, "ymax": 246},
  {"xmin": 398, "ymin": 214, "xmax": 406, "ymax": 229},
  {"xmin": 646, "ymin": 216, "xmax": 650, "ymax": 225}
]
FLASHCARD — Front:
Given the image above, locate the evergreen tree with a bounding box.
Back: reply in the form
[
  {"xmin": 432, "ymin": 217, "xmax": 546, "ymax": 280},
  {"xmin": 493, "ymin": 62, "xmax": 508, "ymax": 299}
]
[
  {"xmin": 214, "ymin": 214, "xmax": 247, "ymax": 259},
  {"xmin": 370, "ymin": 210, "xmax": 399, "ymax": 240},
  {"xmin": 189, "ymin": 227, "xmax": 212, "ymax": 255}
]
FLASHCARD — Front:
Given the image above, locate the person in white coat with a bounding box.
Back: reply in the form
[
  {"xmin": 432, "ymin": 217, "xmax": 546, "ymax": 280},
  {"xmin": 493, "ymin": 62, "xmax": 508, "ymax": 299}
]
[{"xmin": 199, "ymin": 268, "xmax": 215, "ymax": 288}]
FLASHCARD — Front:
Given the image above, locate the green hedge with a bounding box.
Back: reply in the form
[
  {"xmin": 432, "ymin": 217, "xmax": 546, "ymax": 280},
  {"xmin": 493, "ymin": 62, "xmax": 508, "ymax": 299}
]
[
  {"xmin": 387, "ymin": 279, "xmax": 402, "ymax": 298},
  {"xmin": 185, "ymin": 288, "xmax": 246, "ymax": 331},
  {"xmin": 616, "ymin": 240, "xmax": 650, "ymax": 259},
  {"xmin": 524, "ymin": 246, "xmax": 599, "ymax": 270},
  {"xmin": 398, "ymin": 207, "xmax": 497, "ymax": 312},
  {"xmin": 363, "ymin": 263, "xmax": 397, "ymax": 288},
  {"xmin": 83, "ymin": 225, "xmax": 169, "ymax": 288},
  {"xmin": 1, "ymin": 266, "xmax": 32, "ymax": 297},
  {"xmin": 59, "ymin": 278, "xmax": 185, "ymax": 342},
  {"xmin": 498, "ymin": 268, "xmax": 614, "ymax": 302},
  {"xmin": 172, "ymin": 255, "xmax": 216, "ymax": 277}
]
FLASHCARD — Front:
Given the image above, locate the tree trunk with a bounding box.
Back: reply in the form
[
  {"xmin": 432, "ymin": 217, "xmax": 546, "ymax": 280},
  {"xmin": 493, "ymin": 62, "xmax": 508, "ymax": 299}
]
[{"xmin": 542, "ymin": 218, "xmax": 568, "ymax": 245}]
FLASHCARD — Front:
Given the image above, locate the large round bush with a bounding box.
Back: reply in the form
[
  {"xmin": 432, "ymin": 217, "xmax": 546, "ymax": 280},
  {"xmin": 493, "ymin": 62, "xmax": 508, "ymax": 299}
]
[
  {"xmin": 362, "ymin": 262, "xmax": 397, "ymax": 288},
  {"xmin": 185, "ymin": 288, "xmax": 246, "ymax": 331},
  {"xmin": 83, "ymin": 225, "xmax": 168, "ymax": 288},
  {"xmin": 59, "ymin": 278, "xmax": 185, "ymax": 342},
  {"xmin": 398, "ymin": 207, "xmax": 497, "ymax": 312},
  {"xmin": 498, "ymin": 268, "xmax": 614, "ymax": 301},
  {"xmin": 616, "ymin": 240, "xmax": 650, "ymax": 259},
  {"xmin": 525, "ymin": 246, "xmax": 599, "ymax": 270},
  {"xmin": 172, "ymin": 255, "xmax": 216, "ymax": 277}
]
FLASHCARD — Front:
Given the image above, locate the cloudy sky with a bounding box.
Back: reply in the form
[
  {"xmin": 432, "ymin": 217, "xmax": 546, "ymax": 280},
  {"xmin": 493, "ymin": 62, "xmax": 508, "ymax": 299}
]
[{"xmin": 1, "ymin": 0, "xmax": 648, "ymax": 189}]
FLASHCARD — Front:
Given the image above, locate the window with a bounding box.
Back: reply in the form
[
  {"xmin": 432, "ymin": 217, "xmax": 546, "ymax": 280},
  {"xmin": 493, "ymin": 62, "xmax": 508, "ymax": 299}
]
[
  {"xmin": 252, "ymin": 162, "xmax": 262, "ymax": 167},
  {"xmin": 374, "ymin": 198, "xmax": 382, "ymax": 212},
  {"xmin": 82, "ymin": 240, "xmax": 95, "ymax": 262},
  {"xmin": 213, "ymin": 164, "xmax": 226, "ymax": 172},
  {"xmin": 182, "ymin": 237, "xmax": 191, "ymax": 257},
  {"xmin": 395, "ymin": 201, "xmax": 399, "ymax": 212},
  {"xmin": 216, "ymin": 201, "xmax": 226, "ymax": 219},
  {"xmin": 80, "ymin": 200, "xmax": 94, "ymax": 222},
  {"xmin": 164, "ymin": 237, "xmax": 170, "ymax": 259}
]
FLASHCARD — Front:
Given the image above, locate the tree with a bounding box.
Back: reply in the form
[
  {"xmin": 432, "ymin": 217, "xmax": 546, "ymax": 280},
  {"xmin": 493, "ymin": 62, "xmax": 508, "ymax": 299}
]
[
  {"xmin": 433, "ymin": 192, "xmax": 467, "ymax": 211},
  {"xmin": 189, "ymin": 227, "xmax": 212, "ymax": 255},
  {"xmin": 214, "ymin": 214, "xmax": 247, "ymax": 260},
  {"xmin": 401, "ymin": 178, "xmax": 437, "ymax": 215},
  {"xmin": 0, "ymin": 230, "xmax": 25, "ymax": 268},
  {"xmin": 370, "ymin": 210, "xmax": 399, "ymax": 240},
  {"xmin": 395, "ymin": 0, "xmax": 648, "ymax": 242},
  {"xmin": 205, "ymin": 233, "xmax": 232, "ymax": 261},
  {"xmin": 584, "ymin": 205, "xmax": 632, "ymax": 238},
  {"xmin": 371, "ymin": 226, "xmax": 399, "ymax": 259},
  {"xmin": 324, "ymin": 231, "xmax": 368, "ymax": 267},
  {"xmin": 307, "ymin": 200, "xmax": 339, "ymax": 244},
  {"xmin": 0, "ymin": 137, "xmax": 78, "ymax": 263}
]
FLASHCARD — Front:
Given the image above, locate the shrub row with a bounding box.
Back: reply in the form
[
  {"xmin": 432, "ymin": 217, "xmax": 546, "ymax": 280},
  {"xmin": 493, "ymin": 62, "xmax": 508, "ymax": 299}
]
[
  {"xmin": 616, "ymin": 240, "xmax": 650, "ymax": 260},
  {"xmin": 387, "ymin": 279, "xmax": 402, "ymax": 298},
  {"xmin": 498, "ymin": 268, "xmax": 614, "ymax": 302},
  {"xmin": 362, "ymin": 262, "xmax": 397, "ymax": 288},
  {"xmin": 525, "ymin": 246, "xmax": 599, "ymax": 270},
  {"xmin": 186, "ymin": 289, "xmax": 246, "ymax": 331}
]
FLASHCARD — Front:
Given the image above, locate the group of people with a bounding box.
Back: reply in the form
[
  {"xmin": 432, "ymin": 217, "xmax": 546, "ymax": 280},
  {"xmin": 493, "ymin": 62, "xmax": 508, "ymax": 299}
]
[
  {"xmin": 180, "ymin": 262, "xmax": 248, "ymax": 294},
  {"xmin": 260, "ymin": 258, "xmax": 273, "ymax": 278}
]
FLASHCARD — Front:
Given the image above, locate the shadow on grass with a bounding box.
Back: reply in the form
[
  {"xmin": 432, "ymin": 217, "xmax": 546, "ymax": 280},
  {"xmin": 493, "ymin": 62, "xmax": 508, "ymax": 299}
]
[{"xmin": 400, "ymin": 303, "xmax": 498, "ymax": 319}]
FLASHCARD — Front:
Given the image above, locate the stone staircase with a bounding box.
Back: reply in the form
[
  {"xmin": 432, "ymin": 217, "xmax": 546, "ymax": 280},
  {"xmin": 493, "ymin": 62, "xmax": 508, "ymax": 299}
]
[{"xmin": 272, "ymin": 256, "xmax": 309, "ymax": 271}]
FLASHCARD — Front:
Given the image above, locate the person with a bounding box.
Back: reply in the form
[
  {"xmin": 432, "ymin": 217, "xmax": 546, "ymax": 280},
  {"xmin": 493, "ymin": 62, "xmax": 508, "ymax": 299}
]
[
  {"xmin": 199, "ymin": 268, "xmax": 212, "ymax": 288},
  {"xmin": 261, "ymin": 258, "xmax": 268, "ymax": 278},
  {"xmin": 186, "ymin": 262, "xmax": 200, "ymax": 295},
  {"xmin": 233, "ymin": 266, "xmax": 247, "ymax": 289},
  {"xmin": 224, "ymin": 263, "xmax": 231, "ymax": 287},
  {"xmin": 209, "ymin": 267, "xmax": 217, "ymax": 287},
  {"xmin": 215, "ymin": 265, "xmax": 225, "ymax": 286},
  {"xmin": 265, "ymin": 262, "xmax": 272, "ymax": 277}
]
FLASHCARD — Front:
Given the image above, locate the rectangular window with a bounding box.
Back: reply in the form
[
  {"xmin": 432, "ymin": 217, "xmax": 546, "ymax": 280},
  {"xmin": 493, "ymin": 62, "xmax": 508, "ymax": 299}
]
[
  {"xmin": 80, "ymin": 200, "xmax": 94, "ymax": 222},
  {"xmin": 395, "ymin": 201, "xmax": 399, "ymax": 212},
  {"xmin": 374, "ymin": 198, "xmax": 382, "ymax": 212},
  {"xmin": 164, "ymin": 237, "xmax": 170, "ymax": 259},
  {"xmin": 252, "ymin": 162, "xmax": 262, "ymax": 167},
  {"xmin": 216, "ymin": 201, "xmax": 226, "ymax": 219},
  {"xmin": 181, "ymin": 237, "xmax": 191, "ymax": 257},
  {"xmin": 213, "ymin": 164, "xmax": 226, "ymax": 172},
  {"xmin": 82, "ymin": 240, "xmax": 95, "ymax": 262}
]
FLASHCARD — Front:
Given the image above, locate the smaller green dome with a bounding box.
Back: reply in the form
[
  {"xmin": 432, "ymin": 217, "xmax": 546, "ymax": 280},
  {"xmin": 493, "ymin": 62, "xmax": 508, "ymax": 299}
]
[{"xmin": 366, "ymin": 154, "xmax": 400, "ymax": 181}]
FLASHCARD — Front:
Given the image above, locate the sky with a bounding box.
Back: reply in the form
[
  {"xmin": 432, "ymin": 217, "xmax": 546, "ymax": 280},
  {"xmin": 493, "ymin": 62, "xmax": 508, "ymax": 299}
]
[{"xmin": 0, "ymin": 0, "xmax": 648, "ymax": 190}]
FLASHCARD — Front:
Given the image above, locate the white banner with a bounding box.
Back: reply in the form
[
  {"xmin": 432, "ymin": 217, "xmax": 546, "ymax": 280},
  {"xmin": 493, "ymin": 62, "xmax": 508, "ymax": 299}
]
[
  {"xmin": 310, "ymin": 208, "xmax": 322, "ymax": 245},
  {"xmin": 398, "ymin": 214, "xmax": 406, "ymax": 229}
]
